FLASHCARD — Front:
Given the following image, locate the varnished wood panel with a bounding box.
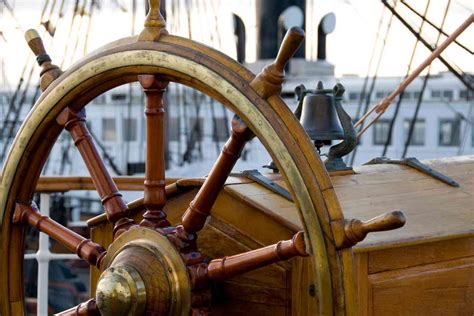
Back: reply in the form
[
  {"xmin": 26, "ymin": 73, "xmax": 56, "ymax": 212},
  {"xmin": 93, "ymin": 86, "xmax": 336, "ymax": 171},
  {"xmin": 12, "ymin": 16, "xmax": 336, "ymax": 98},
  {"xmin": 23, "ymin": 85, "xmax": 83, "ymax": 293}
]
[
  {"xmin": 291, "ymin": 257, "xmax": 318, "ymax": 316},
  {"xmin": 91, "ymin": 187, "xmax": 292, "ymax": 312},
  {"xmin": 226, "ymin": 156, "xmax": 474, "ymax": 251},
  {"xmin": 368, "ymin": 236, "xmax": 474, "ymax": 274},
  {"xmin": 369, "ymin": 257, "xmax": 474, "ymax": 315}
]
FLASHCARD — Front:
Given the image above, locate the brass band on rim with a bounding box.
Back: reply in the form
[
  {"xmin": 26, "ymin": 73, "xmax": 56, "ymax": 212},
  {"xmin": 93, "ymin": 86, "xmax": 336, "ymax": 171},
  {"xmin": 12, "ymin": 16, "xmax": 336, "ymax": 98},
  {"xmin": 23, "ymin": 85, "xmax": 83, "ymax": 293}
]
[{"xmin": 0, "ymin": 38, "xmax": 344, "ymax": 315}]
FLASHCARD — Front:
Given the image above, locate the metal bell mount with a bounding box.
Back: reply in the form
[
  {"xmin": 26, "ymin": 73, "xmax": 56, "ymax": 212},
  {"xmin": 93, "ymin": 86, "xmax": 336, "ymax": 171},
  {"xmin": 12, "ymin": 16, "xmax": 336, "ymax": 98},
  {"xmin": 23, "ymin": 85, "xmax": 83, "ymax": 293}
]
[{"xmin": 295, "ymin": 81, "xmax": 356, "ymax": 172}]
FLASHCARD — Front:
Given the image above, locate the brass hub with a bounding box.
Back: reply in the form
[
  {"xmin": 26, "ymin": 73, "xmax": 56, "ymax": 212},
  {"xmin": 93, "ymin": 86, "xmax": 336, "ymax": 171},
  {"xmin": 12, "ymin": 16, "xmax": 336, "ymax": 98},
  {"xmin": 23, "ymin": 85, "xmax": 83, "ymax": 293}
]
[
  {"xmin": 96, "ymin": 264, "xmax": 146, "ymax": 315},
  {"xmin": 97, "ymin": 227, "xmax": 191, "ymax": 315}
]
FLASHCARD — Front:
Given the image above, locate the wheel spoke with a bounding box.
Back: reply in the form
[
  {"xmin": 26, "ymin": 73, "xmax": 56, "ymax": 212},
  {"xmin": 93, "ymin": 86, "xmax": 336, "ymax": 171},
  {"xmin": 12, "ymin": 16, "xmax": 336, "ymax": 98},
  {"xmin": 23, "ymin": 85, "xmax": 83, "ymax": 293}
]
[
  {"xmin": 55, "ymin": 298, "xmax": 99, "ymax": 315},
  {"xmin": 182, "ymin": 116, "xmax": 253, "ymax": 234},
  {"xmin": 14, "ymin": 202, "xmax": 106, "ymax": 268},
  {"xmin": 190, "ymin": 231, "xmax": 307, "ymax": 287},
  {"xmin": 56, "ymin": 107, "xmax": 135, "ymax": 236},
  {"xmin": 138, "ymin": 75, "xmax": 170, "ymax": 229}
]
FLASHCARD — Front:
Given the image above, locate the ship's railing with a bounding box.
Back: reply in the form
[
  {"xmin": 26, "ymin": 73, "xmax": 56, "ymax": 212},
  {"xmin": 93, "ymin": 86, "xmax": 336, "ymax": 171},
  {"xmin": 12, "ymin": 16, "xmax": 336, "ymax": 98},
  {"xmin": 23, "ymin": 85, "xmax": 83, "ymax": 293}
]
[{"xmin": 25, "ymin": 176, "xmax": 149, "ymax": 315}]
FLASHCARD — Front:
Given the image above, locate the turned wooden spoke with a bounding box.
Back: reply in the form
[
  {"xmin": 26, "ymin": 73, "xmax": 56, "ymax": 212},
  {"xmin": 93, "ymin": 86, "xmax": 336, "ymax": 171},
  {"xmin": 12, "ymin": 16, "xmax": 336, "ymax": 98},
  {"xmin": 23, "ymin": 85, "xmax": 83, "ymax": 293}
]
[
  {"xmin": 191, "ymin": 232, "xmax": 307, "ymax": 287},
  {"xmin": 55, "ymin": 299, "xmax": 100, "ymax": 315},
  {"xmin": 182, "ymin": 28, "xmax": 305, "ymax": 235},
  {"xmin": 13, "ymin": 203, "xmax": 105, "ymax": 268},
  {"xmin": 182, "ymin": 116, "xmax": 253, "ymax": 234},
  {"xmin": 56, "ymin": 108, "xmax": 132, "ymax": 231},
  {"xmin": 138, "ymin": 75, "xmax": 171, "ymax": 228}
]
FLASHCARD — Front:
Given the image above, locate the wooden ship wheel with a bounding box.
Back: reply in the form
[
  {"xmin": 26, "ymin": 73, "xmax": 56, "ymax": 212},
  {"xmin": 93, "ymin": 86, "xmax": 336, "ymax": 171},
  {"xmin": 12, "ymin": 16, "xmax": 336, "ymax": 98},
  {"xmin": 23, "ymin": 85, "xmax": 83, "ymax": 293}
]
[{"xmin": 0, "ymin": 1, "xmax": 406, "ymax": 315}]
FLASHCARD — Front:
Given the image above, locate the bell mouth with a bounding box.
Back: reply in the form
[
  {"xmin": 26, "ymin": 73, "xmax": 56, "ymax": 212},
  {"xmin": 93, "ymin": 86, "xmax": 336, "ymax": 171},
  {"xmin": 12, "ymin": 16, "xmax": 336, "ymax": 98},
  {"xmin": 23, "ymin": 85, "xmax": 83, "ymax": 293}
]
[{"xmin": 306, "ymin": 131, "xmax": 345, "ymax": 142}]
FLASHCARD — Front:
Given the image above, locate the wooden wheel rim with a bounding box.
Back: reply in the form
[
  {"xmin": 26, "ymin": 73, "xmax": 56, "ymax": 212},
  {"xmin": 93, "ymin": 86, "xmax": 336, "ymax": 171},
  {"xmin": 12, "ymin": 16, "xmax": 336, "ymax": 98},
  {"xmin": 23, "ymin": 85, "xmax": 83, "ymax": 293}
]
[{"xmin": 0, "ymin": 35, "xmax": 352, "ymax": 315}]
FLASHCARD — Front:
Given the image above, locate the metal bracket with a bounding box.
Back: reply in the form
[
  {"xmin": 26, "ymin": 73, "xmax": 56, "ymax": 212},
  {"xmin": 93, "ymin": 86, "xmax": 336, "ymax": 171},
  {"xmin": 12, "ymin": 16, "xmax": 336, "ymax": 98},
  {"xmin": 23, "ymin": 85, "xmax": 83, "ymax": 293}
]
[
  {"xmin": 232, "ymin": 169, "xmax": 293, "ymax": 202},
  {"xmin": 364, "ymin": 157, "xmax": 459, "ymax": 187}
]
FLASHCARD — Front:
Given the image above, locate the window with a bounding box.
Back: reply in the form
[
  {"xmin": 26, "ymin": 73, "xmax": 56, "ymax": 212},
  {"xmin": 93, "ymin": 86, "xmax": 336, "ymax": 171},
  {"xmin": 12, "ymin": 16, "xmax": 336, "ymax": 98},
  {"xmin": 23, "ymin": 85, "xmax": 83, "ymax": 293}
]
[
  {"xmin": 93, "ymin": 94, "xmax": 106, "ymax": 104},
  {"xmin": 442, "ymin": 90, "xmax": 453, "ymax": 101},
  {"xmin": 375, "ymin": 91, "xmax": 386, "ymax": 99},
  {"xmin": 373, "ymin": 119, "xmax": 391, "ymax": 145},
  {"xmin": 439, "ymin": 119, "xmax": 460, "ymax": 146},
  {"xmin": 86, "ymin": 121, "xmax": 93, "ymax": 133},
  {"xmin": 123, "ymin": 118, "xmax": 137, "ymax": 141},
  {"xmin": 472, "ymin": 118, "xmax": 474, "ymax": 147},
  {"xmin": 213, "ymin": 117, "xmax": 230, "ymax": 142},
  {"xmin": 403, "ymin": 119, "xmax": 425, "ymax": 146},
  {"xmin": 0, "ymin": 92, "xmax": 8, "ymax": 105},
  {"xmin": 401, "ymin": 91, "xmax": 412, "ymax": 100},
  {"xmin": 431, "ymin": 90, "xmax": 441, "ymax": 99},
  {"xmin": 413, "ymin": 91, "xmax": 421, "ymax": 99},
  {"xmin": 102, "ymin": 118, "xmax": 116, "ymax": 141},
  {"xmin": 168, "ymin": 117, "xmax": 180, "ymax": 141},
  {"xmin": 131, "ymin": 92, "xmax": 144, "ymax": 104},
  {"xmin": 348, "ymin": 92, "xmax": 360, "ymax": 101},
  {"xmin": 111, "ymin": 93, "xmax": 127, "ymax": 102},
  {"xmin": 460, "ymin": 89, "xmax": 471, "ymax": 100},
  {"xmin": 188, "ymin": 117, "xmax": 204, "ymax": 142}
]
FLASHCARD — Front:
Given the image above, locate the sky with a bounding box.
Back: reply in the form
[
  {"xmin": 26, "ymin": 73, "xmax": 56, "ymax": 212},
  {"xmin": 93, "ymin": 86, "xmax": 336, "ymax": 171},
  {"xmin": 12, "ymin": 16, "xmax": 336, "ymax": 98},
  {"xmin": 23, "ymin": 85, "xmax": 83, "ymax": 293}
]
[{"xmin": 0, "ymin": 0, "xmax": 472, "ymax": 89}]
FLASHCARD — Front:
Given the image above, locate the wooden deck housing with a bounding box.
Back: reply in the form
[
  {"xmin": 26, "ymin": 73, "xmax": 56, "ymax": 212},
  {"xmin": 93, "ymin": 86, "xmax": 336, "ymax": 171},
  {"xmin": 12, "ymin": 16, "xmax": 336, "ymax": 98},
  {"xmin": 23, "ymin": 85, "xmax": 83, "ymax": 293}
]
[{"xmin": 84, "ymin": 155, "xmax": 474, "ymax": 315}]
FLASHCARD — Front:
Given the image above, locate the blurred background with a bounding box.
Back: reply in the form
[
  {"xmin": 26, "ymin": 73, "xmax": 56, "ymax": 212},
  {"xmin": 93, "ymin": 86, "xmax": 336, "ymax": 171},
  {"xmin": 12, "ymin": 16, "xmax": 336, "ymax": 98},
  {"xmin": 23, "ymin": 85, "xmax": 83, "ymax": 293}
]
[{"xmin": 0, "ymin": 0, "xmax": 472, "ymax": 314}]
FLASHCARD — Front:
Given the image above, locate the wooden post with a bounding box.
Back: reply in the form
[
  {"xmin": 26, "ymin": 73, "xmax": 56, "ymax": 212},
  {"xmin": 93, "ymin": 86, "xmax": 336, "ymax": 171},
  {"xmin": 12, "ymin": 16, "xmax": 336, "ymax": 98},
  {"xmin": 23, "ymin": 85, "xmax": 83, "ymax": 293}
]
[
  {"xmin": 182, "ymin": 28, "xmax": 305, "ymax": 235},
  {"xmin": 56, "ymin": 107, "xmax": 134, "ymax": 237},
  {"xmin": 138, "ymin": 75, "xmax": 171, "ymax": 229},
  {"xmin": 182, "ymin": 116, "xmax": 253, "ymax": 234},
  {"xmin": 332, "ymin": 210, "xmax": 406, "ymax": 248},
  {"xmin": 24, "ymin": 29, "xmax": 63, "ymax": 90},
  {"xmin": 56, "ymin": 299, "xmax": 100, "ymax": 315},
  {"xmin": 14, "ymin": 203, "xmax": 106, "ymax": 268},
  {"xmin": 190, "ymin": 232, "xmax": 307, "ymax": 288}
]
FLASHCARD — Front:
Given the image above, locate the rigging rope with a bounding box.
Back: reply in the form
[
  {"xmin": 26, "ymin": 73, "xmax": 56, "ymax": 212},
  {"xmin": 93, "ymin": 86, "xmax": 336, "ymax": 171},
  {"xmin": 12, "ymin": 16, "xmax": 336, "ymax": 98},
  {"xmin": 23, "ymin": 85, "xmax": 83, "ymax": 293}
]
[
  {"xmin": 0, "ymin": 0, "xmax": 54, "ymax": 161},
  {"xmin": 381, "ymin": 0, "xmax": 431, "ymax": 157},
  {"xmin": 400, "ymin": 0, "xmax": 472, "ymax": 55},
  {"xmin": 381, "ymin": 0, "xmax": 472, "ymax": 91},
  {"xmin": 60, "ymin": 0, "xmax": 80, "ymax": 68},
  {"xmin": 57, "ymin": 0, "xmax": 95, "ymax": 175},
  {"xmin": 354, "ymin": 6, "xmax": 387, "ymax": 123},
  {"xmin": 348, "ymin": 1, "xmax": 398, "ymax": 166},
  {"xmin": 355, "ymin": 7, "xmax": 472, "ymax": 140},
  {"xmin": 345, "ymin": 7, "xmax": 387, "ymax": 165},
  {"xmin": 124, "ymin": 0, "xmax": 137, "ymax": 175},
  {"xmin": 402, "ymin": 0, "xmax": 452, "ymax": 158}
]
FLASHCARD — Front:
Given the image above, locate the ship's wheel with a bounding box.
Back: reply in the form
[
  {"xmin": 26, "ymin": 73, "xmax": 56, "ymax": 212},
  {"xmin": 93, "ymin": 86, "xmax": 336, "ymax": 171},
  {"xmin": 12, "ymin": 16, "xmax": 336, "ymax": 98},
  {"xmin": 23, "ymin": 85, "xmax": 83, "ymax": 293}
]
[{"xmin": 0, "ymin": 1, "xmax": 405, "ymax": 315}]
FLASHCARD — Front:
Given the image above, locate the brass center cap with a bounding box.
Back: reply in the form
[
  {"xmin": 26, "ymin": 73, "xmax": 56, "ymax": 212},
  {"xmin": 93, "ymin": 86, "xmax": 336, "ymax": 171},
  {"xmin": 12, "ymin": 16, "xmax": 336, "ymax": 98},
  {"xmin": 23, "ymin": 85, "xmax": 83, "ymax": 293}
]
[
  {"xmin": 96, "ymin": 227, "xmax": 192, "ymax": 315},
  {"xmin": 96, "ymin": 265, "xmax": 146, "ymax": 315}
]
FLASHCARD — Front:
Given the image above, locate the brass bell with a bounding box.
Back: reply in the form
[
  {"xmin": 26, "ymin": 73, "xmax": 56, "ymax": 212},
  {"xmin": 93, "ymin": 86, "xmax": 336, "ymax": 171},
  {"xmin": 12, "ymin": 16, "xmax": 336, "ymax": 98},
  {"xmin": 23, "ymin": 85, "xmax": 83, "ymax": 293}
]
[
  {"xmin": 298, "ymin": 81, "xmax": 344, "ymax": 143},
  {"xmin": 294, "ymin": 81, "xmax": 356, "ymax": 172}
]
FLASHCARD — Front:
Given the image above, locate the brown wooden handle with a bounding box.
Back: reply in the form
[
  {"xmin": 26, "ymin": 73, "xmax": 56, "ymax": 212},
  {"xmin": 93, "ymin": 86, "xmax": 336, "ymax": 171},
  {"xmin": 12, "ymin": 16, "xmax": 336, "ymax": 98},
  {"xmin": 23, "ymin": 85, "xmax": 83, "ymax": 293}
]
[
  {"xmin": 138, "ymin": 75, "xmax": 171, "ymax": 229},
  {"xmin": 25, "ymin": 28, "xmax": 63, "ymax": 90},
  {"xmin": 56, "ymin": 108, "xmax": 130, "ymax": 225},
  {"xmin": 144, "ymin": 0, "xmax": 165, "ymax": 28},
  {"xmin": 274, "ymin": 27, "xmax": 305, "ymax": 72},
  {"xmin": 55, "ymin": 299, "xmax": 100, "ymax": 315},
  {"xmin": 182, "ymin": 115, "xmax": 253, "ymax": 234},
  {"xmin": 338, "ymin": 210, "xmax": 406, "ymax": 248},
  {"xmin": 357, "ymin": 210, "xmax": 406, "ymax": 234},
  {"xmin": 191, "ymin": 231, "xmax": 308, "ymax": 287},
  {"xmin": 14, "ymin": 203, "xmax": 106, "ymax": 268},
  {"xmin": 25, "ymin": 29, "xmax": 47, "ymax": 57},
  {"xmin": 250, "ymin": 27, "xmax": 305, "ymax": 98}
]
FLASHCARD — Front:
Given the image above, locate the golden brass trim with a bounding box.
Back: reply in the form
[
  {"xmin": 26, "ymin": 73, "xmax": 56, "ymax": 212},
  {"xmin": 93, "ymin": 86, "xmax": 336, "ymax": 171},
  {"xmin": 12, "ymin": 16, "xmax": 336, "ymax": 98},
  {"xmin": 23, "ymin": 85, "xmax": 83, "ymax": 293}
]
[
  {"xmin": 96, "ymin": 265, "xmax": 146, "ymax": 316},
  {"xmin": 102, "ymin": 227, "xmax": 191, "ymax": 315},
  {"xmin": 0, "ymin": 41, "xmax": 336, "ymax": 314}
]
